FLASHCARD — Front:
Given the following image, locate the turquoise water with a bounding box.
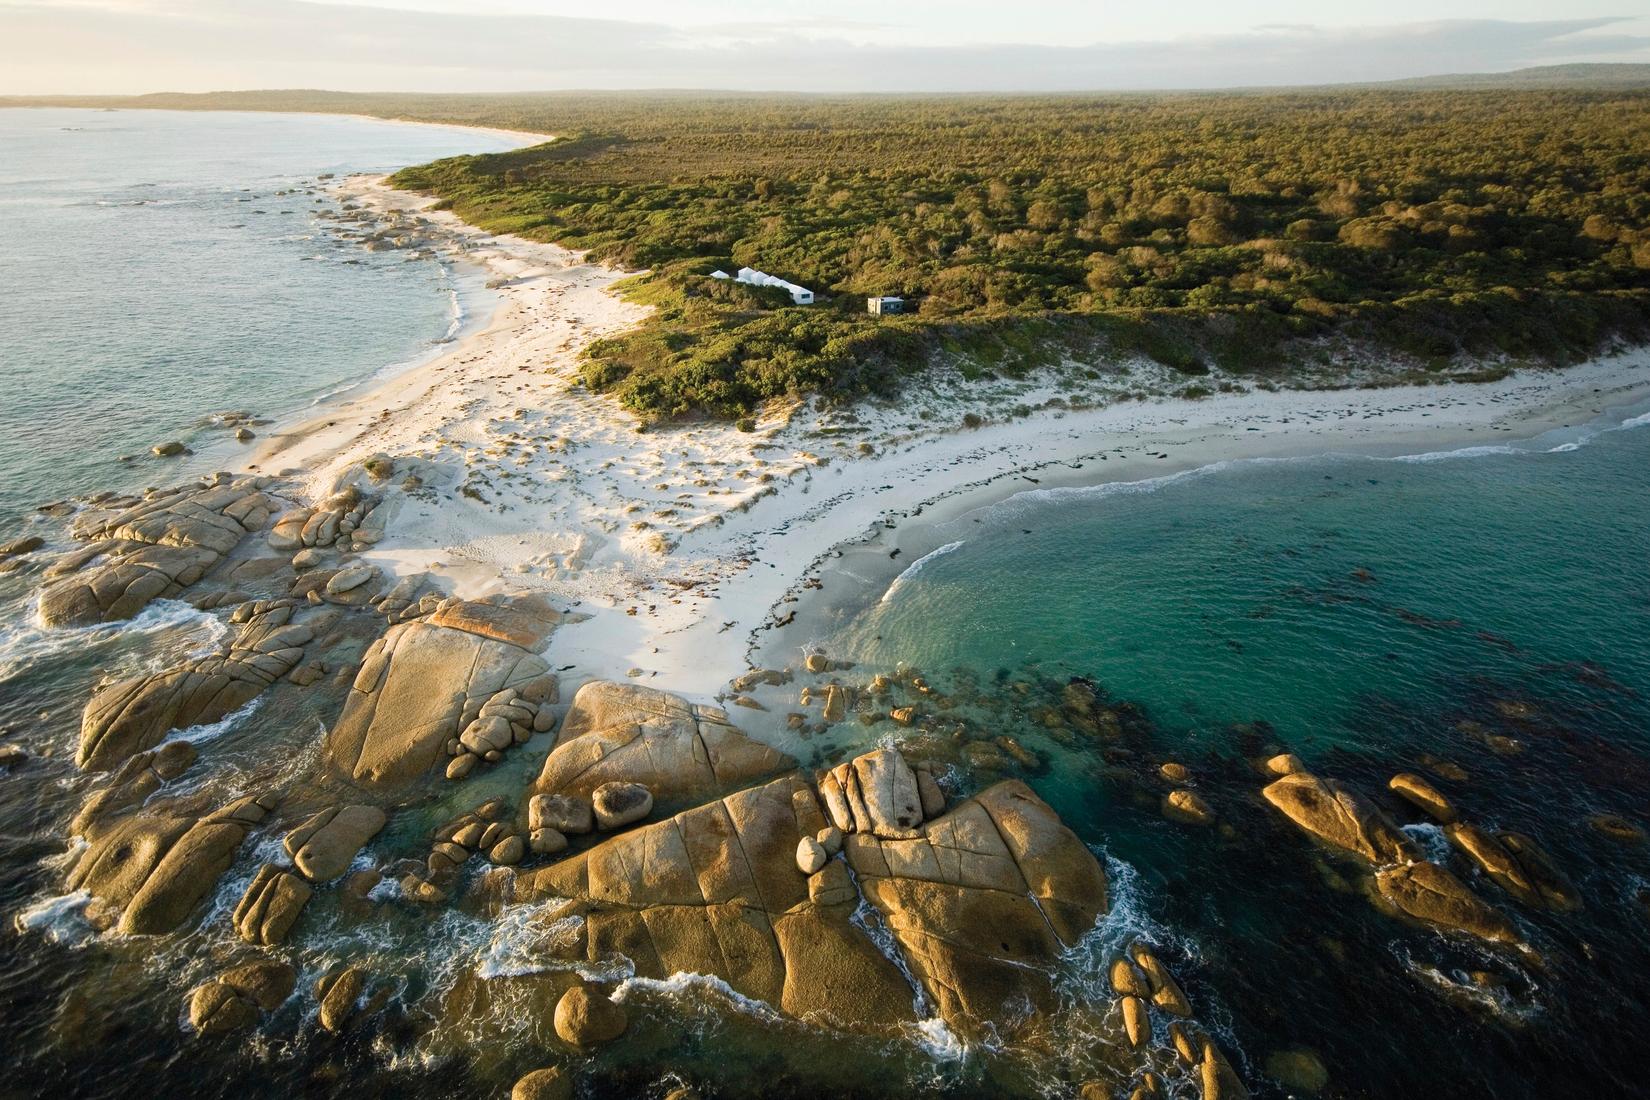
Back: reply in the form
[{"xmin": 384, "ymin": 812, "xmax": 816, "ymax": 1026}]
[
  {"xmin": 832, "ymin": 410, "xmax": 1650, "ymax": 760},
  {"xmin": 0, "ymin": 108, "xmax": 524, "ymax": 528},
  {"xmin": 3, "ymin": 105, "xmax": 1650, "ymax": 1099},
  {"xmin": 804, "ymin": 403, "xmax": 1650, "ymax": 1097}
]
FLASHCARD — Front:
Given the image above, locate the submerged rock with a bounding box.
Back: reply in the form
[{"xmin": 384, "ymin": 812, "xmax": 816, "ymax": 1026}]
[
  {"xmin": 1266, "ymin": 1047, "xmax": 1330, "ymax": 1094},
  {"xmin": 1162, "ymin": 788, "xmax": 1215, "ymax": 825}
]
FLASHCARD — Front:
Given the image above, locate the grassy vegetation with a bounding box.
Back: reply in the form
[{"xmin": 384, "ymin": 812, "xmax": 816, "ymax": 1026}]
[{"xmin": 12, "ymin": 87, "xmax": 1646, "ymax": 419}]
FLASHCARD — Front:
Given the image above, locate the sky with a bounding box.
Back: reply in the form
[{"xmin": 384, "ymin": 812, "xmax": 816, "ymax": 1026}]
[{"xmin": 2, "ymin": 0, "xmax": 1648, "ymax": 94}]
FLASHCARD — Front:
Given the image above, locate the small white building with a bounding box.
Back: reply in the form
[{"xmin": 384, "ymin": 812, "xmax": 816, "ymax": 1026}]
[
  {"xmin": 867, "ymin": 296, "xmax": 905, "ymax": 315},
  {"xmin": 731, "ymin": 266, "xmax": 814, "ymax": 305}
]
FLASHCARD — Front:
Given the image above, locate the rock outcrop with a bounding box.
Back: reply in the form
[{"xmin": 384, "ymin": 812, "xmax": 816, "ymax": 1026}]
[
  {"xmin": 284, "ymin": 805, "xmax": 387, "ymax": 882},
  {"xmin": 78, "ymin": 600, "xmax": 315, "ymax": 770},
  {"xmin": 39, "ymin": 477, "xmax": 278, "ymax": 626},
  {"xmin": 67, "ymin": 793, "xmax": 277, "ymax": 935},
  {"xmin": 1372, "ymin": 861, "xmax": 1520, "ymax": 944},
  {"xmin": 846, "ymin": 779, "xmax": 1109, "ymax": 1041},
  {"xmin": 1445, "ymin": 823, "xmax": 1580, "ymax": 911},
  {"xmin": 516, "ymin": 772, "xmax": 918, "ymax": 1030},
  {"xmin": 233, "ymin": 865, "xmax": 313, "ymax": 946},
  {"xmin": 327, "ymin": 599, "xmax": 558, "ymax": 787},
  {"xmin": 70, "ymin": 741, "xmax": 197, "ymax": 834},
  {"xmin": 531, "ymin": 681, "xmax": 792, "ymax": 807},
  {"xmin": 1262, "ymin": 771, "xmax": 1413, "ymax": 864},
  {"xmin": 267, "ymin": 487, "xmax": 387, "ymax": 555},
  {"xmin": 187, "ymin": 960, "xmax": 295, "ymax": 1035}
]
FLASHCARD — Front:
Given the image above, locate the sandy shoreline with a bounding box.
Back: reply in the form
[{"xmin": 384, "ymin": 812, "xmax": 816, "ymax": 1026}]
[{"xmin": 245, "ymin": 173, "xmax": 1650, "ymax": 709}]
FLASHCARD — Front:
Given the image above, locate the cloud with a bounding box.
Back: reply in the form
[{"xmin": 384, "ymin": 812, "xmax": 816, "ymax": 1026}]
[{"xmin": 0, "ymin": 1, "xmax": 1645, "ymax": 94}]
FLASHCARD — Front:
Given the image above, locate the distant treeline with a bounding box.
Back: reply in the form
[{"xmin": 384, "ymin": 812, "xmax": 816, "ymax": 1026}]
[{"xmin": 13, "ymin": 87, "xmax": 1650, "ymax": 419}]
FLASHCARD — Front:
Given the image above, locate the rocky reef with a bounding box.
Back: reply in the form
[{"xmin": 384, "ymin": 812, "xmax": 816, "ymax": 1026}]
[{"xmin": 8, "ymin": 469, "xmax": 1638, "ymax": 1100}]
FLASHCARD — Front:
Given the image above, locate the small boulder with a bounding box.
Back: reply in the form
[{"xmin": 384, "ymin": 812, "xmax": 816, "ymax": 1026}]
[
  {"xmin": 232, "ymin": 865, "xmax": 312, "ymax": 946},
  {"xmin": 1110, "ymin": 957, "xmax": 1148, "ymax": 998},
  {"xmin": 1263, "ymin": 753, "xmax": 1304, "ymax": 776},
  {"xmin": 1130, "ymin": 943, "xmax": 1192, "ymax": 1017},
  {"xmin": 591, "ymin": 782, "xmax": 652, "ymax": 830},
  {"xmin": 151, "ymin": 441, "xmax": 187, "ymax": 457},
  {"xmin": 553, "ymin": 984, "xmax": 628, "ymax": 1047},
  {"xmin": 1120, "ymin": 994, "xmax": 1150, "ymax": 1048},
  {"xmin": 1162, "ymin": 788, "xmax": 1215, "ymax": 826},
  {"xmin": 804, "ymin": 652, "xmax": 829, "ymax": 674},
  {"xmin": 512, "ymin": 1067, "xmax": 572, "ymax": 1100},
  {"xmin": 915, "ymin": 768, "xmax": 945, "ymax": 818},
  {"xmin": 489, "ymin": 835, "xmax": 525, "ymax": 866},
  {"xmin": 530, "ymin": 793, "xmax": 593, "ymax": 835},
  {"xmin": 796, "ymin": 835, "xmax": 827, "ymax": 874},
  {"xmin": 316, "ymin": 966, "xmax": 365, "ymax": 1033},
  {"xmin": 531, "ymin": 827, "xmax": 569, "ymax": 856},
  {"xmin": 1389, "ymin": 772, "xmax": 1456, "ymax": 823},
  {"xmin": 187, "ymin": 981, "xmax": 259, "ymax": 1035}
]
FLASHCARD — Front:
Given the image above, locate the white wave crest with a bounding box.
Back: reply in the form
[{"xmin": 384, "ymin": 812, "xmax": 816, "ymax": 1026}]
[
  {"xmin": 13, "ymin": 889, "xmax": 94, "ymax": 946},
  {"xmin": 880, "ymin": 541, "xmax": 965, "ymax": 604},
  {"xmin": 0, "ymin": 597, "xmax": 222, "ymax": 685},
  {"xmin": 163, "ymin": 695, "xmax": 266, "ymax": 747},
  {"xmin": 1402, "ymin": 822, "xmax": 1451, "ymax": 863},
  {"xmin": 613, "ymin": 970, "xmax": 788, "ymax": 1027}
]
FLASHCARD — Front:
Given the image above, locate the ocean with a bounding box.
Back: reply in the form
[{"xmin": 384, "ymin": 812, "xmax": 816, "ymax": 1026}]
[
  {"xmin": 775, "ymin": 401, "xmax": 1650, "ymax": 1097},
  {"xmin": 3, "ymin": 107, "xmax": 1650, "ymax": 1100},
  {"xmin": 0, "ymin": 108, "xmax": 525, "ymax": 529}
]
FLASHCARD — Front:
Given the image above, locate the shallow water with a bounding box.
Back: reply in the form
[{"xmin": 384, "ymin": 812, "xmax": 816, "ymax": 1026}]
[
  {"xmin": 781, "ymin": 399, "xmax": 1650, "ymax": 1097},
  {"xmin": 5, "ymin": 108, "xmax": 1650, "ymax": 1099},
  {"xmin": 0, "ymin": 108, "xmax": 523, "ymax": 530}
]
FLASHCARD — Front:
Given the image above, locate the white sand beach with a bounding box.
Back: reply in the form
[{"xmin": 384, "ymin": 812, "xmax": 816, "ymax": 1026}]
[{"xmin": 252, "ymin": 173, "xmax": 1650, "ymax": 706}]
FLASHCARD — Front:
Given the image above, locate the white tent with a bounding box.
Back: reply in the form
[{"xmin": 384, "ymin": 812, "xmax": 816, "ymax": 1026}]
[{"xmin": 732, "ymin": 266, "xmax": 813, "ymax": 305}]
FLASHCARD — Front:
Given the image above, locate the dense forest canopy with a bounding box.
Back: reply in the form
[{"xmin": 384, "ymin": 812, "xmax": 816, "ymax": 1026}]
[
  {"xmin": 9, "ymin": 86, "xmax": 1649, "ymax": 419},
  {"xmin": 386, "ymin": 90, "xmax": 1650, "ymax": 418}
]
